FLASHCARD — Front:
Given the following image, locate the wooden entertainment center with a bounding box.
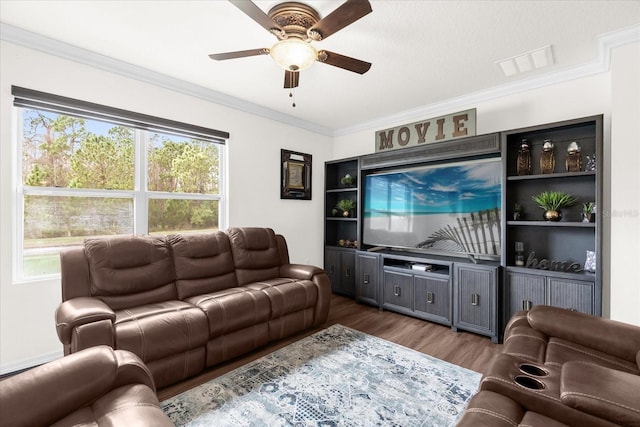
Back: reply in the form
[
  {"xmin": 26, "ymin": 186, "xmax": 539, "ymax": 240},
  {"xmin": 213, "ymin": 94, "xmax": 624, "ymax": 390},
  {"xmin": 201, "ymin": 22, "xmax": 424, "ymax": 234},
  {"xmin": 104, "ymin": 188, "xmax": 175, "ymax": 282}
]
[{"xmin": 324, "ymin": 115, "xmax": 603, "ymax": 343}]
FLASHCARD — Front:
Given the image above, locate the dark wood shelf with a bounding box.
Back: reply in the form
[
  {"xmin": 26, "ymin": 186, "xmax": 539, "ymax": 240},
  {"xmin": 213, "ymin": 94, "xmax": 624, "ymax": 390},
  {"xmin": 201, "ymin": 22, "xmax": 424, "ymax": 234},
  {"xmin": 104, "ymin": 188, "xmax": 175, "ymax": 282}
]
[
  {"xmin": 507, "ymin": 171, "xmax": 596, "ymax": 181},
  {"xmin": 326, "ymin": 187, "xmax": 358, "ymax": 193},
  {"xmin": 505, "ymin": 265, "xmax": 596, "ymax": 280},
  {"xmin": 507, "ymin": 220, "xmax": 595, "ymax": 228},
  {"xmin": 326, "ymin": 217, "xmax": 357, "ymax": 222}
]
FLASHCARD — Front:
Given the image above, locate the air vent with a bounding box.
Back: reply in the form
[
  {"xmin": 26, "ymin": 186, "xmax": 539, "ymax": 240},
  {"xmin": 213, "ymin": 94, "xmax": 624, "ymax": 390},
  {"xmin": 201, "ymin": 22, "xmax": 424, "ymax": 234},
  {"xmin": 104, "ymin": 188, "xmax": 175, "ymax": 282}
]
[{"xmin": 496, "ymin": 45, "xmax": 554, "ymax": 77}]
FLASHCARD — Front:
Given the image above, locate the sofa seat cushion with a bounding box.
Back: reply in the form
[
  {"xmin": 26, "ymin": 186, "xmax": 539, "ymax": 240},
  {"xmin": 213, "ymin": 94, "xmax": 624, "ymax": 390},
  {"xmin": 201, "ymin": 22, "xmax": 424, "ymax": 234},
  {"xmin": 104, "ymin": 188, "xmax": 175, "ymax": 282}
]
[
  {"xmin": 52, "ymin": 383, "xmax": 173, "ymax": 427},
  {"xmin": 245, "ymin": 278, "xmax": 319, "ymax": 318},
  {"xmin": 546, "ymin": 337, "xmax": 640, "ymax": 374},
  {"xmin": 114, "ymin": 301, "xmax": 208, "ymax": 362},
  {"xmin": 185, "ymin": 288, "xmax": 271, "ymax": 338}
]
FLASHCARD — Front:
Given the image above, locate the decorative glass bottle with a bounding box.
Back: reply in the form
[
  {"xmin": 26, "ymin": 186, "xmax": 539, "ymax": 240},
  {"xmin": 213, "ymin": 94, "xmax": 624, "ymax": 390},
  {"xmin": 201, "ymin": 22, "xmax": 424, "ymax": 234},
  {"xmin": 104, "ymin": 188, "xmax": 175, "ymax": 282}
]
[
  {"xmin": 540, "ymin": 139, "xmax": 555, "ymax": 174},
  {"xmin": 517, "ymin": 139, "xmax": 532, "ymax": 175},
  {"xmin": 565, "ymin": 141, "xmax": 582, "ymax": 172}
]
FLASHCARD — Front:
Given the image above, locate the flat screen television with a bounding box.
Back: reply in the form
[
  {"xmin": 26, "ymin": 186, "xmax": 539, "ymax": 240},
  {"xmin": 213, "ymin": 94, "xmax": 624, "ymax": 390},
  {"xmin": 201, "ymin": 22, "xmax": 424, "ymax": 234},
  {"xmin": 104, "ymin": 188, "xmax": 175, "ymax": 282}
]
[{"xmin": 363, "ymin": 157, "xmax": 502, "ymax": 259}]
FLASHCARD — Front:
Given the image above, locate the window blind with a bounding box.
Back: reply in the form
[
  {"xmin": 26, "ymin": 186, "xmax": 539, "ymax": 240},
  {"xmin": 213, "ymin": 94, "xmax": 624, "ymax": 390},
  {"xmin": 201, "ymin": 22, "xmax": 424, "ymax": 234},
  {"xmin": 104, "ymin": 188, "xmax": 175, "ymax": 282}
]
[{"xmin": 12, "ymin": 86, "xmax": 229, "ymax": 144}]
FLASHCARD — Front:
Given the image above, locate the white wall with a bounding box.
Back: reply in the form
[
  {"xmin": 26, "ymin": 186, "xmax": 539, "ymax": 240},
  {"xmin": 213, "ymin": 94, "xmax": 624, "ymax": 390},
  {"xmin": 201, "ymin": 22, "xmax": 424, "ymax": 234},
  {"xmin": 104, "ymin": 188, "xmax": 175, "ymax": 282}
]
[
  {"xmin": 333, "ymin": 41, "xmax": 640, "ymax": 325},
  {"xmin": 0, "ymin": 41, "xmax": 332, "ymax": 373},
  {"xmin": 609, "ymin": 42, "xmax": 640, "ymax": 325}
]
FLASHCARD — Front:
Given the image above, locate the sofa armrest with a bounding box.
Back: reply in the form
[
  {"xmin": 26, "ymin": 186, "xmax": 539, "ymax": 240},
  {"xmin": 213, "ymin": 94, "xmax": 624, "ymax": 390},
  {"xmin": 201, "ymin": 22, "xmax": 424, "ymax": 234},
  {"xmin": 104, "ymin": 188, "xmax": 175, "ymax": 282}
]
[
  {"xmin": 0, "ymin": 346, "xmax": 133, "ymax": 427},
  {"xmin": 279, "ymin": 263, "xmax": 325, "ymax": 280},
  {"xmin": 561, "ymin": 361, "xmax": 640, "ymax": 425},
  {"xmin": 55, "ymin": 297, "xmax": 115, "ymax": 344},
  {"xmin": 527, "ymin": 305, "xmax": 640, "ymax": 363}
]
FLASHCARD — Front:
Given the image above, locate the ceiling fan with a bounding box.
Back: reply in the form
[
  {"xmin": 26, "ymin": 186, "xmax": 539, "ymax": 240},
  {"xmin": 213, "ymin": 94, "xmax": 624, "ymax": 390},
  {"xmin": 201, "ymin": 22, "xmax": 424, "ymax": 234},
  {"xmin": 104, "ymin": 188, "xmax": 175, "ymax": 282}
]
[{"xmin": 209, "ymin": 0, "xmax": 372, "ymax": 93}]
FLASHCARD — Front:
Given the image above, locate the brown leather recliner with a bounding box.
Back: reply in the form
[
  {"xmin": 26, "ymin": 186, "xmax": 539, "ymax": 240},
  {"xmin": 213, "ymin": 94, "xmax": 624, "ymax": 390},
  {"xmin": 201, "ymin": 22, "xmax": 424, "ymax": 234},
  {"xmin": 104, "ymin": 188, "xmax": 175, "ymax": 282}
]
[
  {"xmin": 0, "ymin": 346, "xmax": 173, "ymax": 427},
  {"xmin": 457, "ymin": 305, "xmax": 640, "ymax": 426},
  {"xmin": 55, "ymin": 227, "xmax": 331, "ymax": 389}
]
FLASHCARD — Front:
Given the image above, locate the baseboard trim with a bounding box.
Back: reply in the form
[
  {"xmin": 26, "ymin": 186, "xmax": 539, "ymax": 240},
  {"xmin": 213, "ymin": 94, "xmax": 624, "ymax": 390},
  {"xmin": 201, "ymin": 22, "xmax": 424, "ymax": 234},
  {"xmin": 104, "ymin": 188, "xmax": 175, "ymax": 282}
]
[{"xmin": 0, "ymin": 350, "xmax": 63, "ymax": 376}]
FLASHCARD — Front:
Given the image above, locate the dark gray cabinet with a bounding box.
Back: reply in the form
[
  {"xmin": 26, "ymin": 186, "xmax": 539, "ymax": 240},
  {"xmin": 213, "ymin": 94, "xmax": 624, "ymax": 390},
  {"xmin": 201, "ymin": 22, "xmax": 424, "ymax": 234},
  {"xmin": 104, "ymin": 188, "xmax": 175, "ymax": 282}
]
[
  {"xmin": 382, "ymin": 269, "xmax": 414, "ymax": 313},
  {"xmin": 414, "ymin": 274, "xmax": 451, "ymax": 324},
  {"xmin": 355, "ymin": 251, "xmax": 379, "ymax": 307},
  {"xmin": 505, "ymin": 270, "xmax": 596, "ymax": 321},
  {"xmin": 505, "ymin": 271, "xmax": 546, "ymax": 316},
  {"xmin": 548, "ymin": 277, "xmax": 594, "ymax": 313},
  {"xmin": 453, "ymin": 263, "xmax": 499, "ymax": 342},
  {"xmin": 379, "ymin": 254, "xmax": 456, "ymax": 327},
  {"xmin": 324, "ymin": 247, "xmax": 355, "ymax": 297}
]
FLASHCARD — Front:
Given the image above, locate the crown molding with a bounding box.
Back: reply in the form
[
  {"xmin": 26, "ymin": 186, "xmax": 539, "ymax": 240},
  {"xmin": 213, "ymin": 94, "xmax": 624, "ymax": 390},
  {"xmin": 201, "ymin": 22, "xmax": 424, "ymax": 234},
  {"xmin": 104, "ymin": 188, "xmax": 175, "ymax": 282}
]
[
  {"xmin": 0, "ymin": 22, "xmax": 334, "ymax": 137},
  {"xmin": 333, "ymin": 23, "xmax": 640, "ymax": 137},
  {"xmin": 2, "ymin": 22, "xmax": 638, "ymax": 138}
]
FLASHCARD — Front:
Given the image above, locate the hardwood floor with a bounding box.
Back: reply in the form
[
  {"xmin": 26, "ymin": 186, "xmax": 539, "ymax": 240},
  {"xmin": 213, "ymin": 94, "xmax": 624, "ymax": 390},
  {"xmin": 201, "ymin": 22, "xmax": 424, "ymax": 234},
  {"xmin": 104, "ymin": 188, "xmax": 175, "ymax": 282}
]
[{"xmin": 157, "ymin": 293, "xmax": 501, "ymax": 401}]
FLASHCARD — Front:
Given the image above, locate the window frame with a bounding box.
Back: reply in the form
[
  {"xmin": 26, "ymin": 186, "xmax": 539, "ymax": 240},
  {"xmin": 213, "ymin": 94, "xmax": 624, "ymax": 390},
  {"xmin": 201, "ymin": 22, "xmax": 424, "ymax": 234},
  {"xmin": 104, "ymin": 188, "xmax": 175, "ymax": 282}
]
[{"xmin": 13, "ymin": 87, "xmax": 228, "ymax": 283}]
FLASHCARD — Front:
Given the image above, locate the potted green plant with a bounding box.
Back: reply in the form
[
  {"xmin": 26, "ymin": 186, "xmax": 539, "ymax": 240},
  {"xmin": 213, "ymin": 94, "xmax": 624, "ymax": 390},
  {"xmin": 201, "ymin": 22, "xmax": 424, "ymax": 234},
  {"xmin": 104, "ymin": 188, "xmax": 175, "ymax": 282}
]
[
  {"xmin": 335, "ymin": 199, "xmax": 356, "ymax": 217},
  {"xmin": 532, "ymin": 191, "xmax": 577, "ymax": 222},
  {"xmin": 582, "ymin": 202, "xmax": 595, "ymax": 223}
]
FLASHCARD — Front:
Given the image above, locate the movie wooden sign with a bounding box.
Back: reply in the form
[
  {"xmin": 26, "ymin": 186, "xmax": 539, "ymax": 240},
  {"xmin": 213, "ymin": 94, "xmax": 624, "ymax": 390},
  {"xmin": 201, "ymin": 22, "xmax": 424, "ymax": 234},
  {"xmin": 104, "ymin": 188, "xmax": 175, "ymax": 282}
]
[{"xmin": 375, "ymin": 109, "xmax": 477, "ymax": 152}]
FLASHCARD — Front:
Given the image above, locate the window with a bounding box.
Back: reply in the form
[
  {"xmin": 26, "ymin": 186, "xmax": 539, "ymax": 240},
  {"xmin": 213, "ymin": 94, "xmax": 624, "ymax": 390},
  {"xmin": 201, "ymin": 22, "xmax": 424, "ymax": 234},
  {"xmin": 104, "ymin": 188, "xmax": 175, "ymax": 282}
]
[{"xmin": 13, "ymin": 86, "xmax": 228, "ymax": 280}]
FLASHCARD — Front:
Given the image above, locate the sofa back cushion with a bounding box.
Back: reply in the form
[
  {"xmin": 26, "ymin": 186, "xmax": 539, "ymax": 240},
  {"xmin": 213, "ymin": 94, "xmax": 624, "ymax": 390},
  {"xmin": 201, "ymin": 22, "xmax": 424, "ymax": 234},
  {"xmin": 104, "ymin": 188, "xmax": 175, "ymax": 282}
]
[
  {"xmin": 168, "ymin": 232, "xmax": 238, "ymax": 299},
  {"xmin": 227, "ymin": 227, "xmax": 282, "ymax": 285},
  {"xmin": 85, "ymin": 235, "xmax": 177, "ymax": 310}
]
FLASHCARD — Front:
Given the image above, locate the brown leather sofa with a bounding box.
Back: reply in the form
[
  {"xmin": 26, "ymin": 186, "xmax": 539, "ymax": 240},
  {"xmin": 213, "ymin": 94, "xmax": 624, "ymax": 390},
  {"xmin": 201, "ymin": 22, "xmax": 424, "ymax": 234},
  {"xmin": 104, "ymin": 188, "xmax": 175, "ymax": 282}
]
[
  {"xmin": 458, "ymin": 305, "xmax": 640, "ymax": 426},
  {"xmin": 55, "ymin": 227, "xmax": 331, "ymax": 388},
  {"xmin": 0, "ymin": 346, "xmax": 173, "ymax": 427}
]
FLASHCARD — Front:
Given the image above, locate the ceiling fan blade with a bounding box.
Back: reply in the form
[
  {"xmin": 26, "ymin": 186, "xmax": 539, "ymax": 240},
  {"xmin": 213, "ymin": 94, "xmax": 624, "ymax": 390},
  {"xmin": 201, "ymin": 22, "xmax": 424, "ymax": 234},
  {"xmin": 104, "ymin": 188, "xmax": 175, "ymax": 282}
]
[
  {"xmin": 308, "ymin": 0, "xmax": 372, "ymax": 41},
  {"xmin": 318, "ymin": 50, "xmax": 371, "ymax": 74},
  {"xmin": 284, "ymin": 70, "xmax": 300, "ymax": 89},
  {"xmin": 229, "ymin": 0, "xmax": 283, "ymax": 37},
  {"xmin": 209, "ymin": 48, "xmax": 269, "ymax": 61}
]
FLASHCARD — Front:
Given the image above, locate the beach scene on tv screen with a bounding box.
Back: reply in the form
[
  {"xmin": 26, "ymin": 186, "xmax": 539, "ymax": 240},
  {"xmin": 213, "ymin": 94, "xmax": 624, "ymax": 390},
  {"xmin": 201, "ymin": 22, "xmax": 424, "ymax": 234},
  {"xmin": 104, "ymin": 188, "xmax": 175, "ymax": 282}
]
[{"xmin": 364, "ymin": 158, "xmax": 502, "ymax": 257}]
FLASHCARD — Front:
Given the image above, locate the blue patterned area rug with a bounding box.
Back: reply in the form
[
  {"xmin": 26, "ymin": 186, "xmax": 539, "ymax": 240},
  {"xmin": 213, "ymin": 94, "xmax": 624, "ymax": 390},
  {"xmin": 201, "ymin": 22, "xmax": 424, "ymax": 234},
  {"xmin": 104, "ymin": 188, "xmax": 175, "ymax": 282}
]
[{"xmin": 162, "ymin": 324, "xmax": 481, "ymax": 426}]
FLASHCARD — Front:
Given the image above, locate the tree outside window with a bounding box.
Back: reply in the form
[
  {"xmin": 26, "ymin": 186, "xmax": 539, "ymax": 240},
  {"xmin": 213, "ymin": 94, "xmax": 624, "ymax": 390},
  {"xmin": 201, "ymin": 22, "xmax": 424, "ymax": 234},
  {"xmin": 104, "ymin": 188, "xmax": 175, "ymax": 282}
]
[{"xmin": 19, "ymin": 109, "xmax": 222, "ymax": 279}]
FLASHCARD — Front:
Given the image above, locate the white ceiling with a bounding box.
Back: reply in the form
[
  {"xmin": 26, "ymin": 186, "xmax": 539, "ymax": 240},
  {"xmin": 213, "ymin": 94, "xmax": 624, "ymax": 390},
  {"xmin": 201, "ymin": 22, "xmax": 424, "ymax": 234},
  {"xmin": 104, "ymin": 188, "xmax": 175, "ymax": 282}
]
[{"xmin": 1, "ymin": 1, "xmax": 639, "ymax": 135}]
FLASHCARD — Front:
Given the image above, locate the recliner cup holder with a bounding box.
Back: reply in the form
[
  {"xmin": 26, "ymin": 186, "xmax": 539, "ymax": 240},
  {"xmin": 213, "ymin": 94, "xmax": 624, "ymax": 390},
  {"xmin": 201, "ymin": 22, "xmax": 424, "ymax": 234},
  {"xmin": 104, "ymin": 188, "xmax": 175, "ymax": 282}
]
[
  {"xmin": 519, "ymin": 363, "xmax": 548, "ymax": 377},
  {"xmin": 514, "ymin": 375, "xmax": 546, "ymax": 390}
]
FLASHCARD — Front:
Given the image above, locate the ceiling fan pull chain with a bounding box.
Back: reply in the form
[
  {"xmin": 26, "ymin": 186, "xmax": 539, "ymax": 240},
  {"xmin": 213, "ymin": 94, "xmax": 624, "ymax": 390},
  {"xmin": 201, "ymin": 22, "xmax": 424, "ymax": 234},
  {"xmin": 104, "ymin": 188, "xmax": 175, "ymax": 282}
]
[{"xmin": 289, "ymin": 90, "xmax": 296, "ymax": 108}]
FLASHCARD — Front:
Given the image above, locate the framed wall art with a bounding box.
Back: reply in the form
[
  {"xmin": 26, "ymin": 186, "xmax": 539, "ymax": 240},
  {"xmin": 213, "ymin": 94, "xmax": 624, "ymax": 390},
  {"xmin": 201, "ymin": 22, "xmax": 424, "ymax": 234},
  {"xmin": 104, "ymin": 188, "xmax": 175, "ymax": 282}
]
[{"xmin": 281, "ymin": 149, "xmax": 312, "ymax": 200}]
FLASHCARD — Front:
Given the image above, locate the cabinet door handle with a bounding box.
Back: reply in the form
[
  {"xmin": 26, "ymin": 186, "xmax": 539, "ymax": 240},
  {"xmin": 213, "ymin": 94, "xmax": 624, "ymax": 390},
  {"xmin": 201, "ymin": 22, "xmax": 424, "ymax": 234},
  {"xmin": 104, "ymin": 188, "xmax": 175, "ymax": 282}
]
[
  {"xmin": 329, "ymin": 266, "xmax": 334, "ymax": 274},
  {"xmin": 393, "ymin": 285, "xmax": 401, "ymax": 297},
  {"xmin": 471, "ymin": 293, "xmax": 479, "ymax": 306},
  {"xmin": 426, "ymin": 292, "xmax": 434, "ymax": 304},
  {"xmin": 363, "ymin": 274, "xmax": 369, "ymax": 285},
  {"xmin": 345, "ymin": 268, "xmax": 351, "ymax": 278},
  {"xmin": 521, "ymin": 300, "xmax": 533, "ymax": 310}
]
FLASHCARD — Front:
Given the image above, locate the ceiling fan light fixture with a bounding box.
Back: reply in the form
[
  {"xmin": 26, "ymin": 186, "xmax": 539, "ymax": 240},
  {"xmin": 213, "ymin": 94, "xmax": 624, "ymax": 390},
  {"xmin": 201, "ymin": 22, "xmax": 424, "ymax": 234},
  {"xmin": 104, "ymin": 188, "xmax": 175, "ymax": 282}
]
[{"xmin": 270, "ymin": 38, "xmax": 317, "ymax": 71}]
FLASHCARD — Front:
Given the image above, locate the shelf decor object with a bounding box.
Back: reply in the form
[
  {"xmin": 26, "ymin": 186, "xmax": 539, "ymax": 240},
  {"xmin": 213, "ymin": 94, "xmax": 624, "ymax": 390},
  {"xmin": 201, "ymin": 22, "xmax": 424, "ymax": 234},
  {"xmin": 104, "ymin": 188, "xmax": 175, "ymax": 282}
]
[
  {"xmin": 539, "ymin": 139, "xmax": 555, "ymax": 174},
  {"xmin": 565, "ymin": 141, "xmax": 582, "ymax": 172},
  {"xmin": 582, "ymin": 202, "xmax": 595, "ymax": 223},
  {"xmin": 340, "ymin": 173, "xmax": 355, "ymax": 187},
  {"xmin": 532, "ymin": 190, "xmax": 577, "ymax": 222},
  {"xmin": 516, "ymin": 139, "xmax": 532, "ymax": 175},
  {"xmin": 584, "ymin": 250, "xmax": 596, "ymax": 272},
  {"xmin": 515, "ymin": 241, "xmax": 525, "ymax": 266},
  {"xmin": 335, "ymin": 199, "xmax": 356, "ymax": 217},
  {"xmin": 513, "ymin": 203, "xmax": 522, "ymax": 221}
]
